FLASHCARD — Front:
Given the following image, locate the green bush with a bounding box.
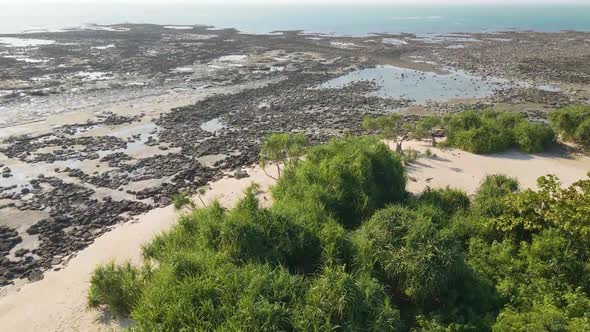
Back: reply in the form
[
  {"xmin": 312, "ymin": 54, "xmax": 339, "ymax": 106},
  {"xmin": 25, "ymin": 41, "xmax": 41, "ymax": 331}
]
[
  {"xmin": 272, "ymin": 136, "xmax": 406, "ymax": 229},
  {"xmin": 133, "ymin": 260, "xmax": 306, "ymax": 331},
  {"xmin": 352, "ymin": 205, "xmax": 462, "ymax": 303},
  {"xmin": 295, "ymin": 266, "xmax": 402, "ymax": 331},
  {"xmin": 414, "ymin": 187, "xmax": 471, "ymax": 216},
  {"xmin": 513, "ymin": 121, "xmax": 555, "ymax": 153},
  {"xmin": 474, "ymin": 175, "xmax": 520, "ymax": 218},
  {"xmin": 444, "ymin": 110, "xmax": 555, "ymax": 154},
  {"xmin": 87, "ymin": 261, "xmax": 147, "ymax": 316},
  {"xmin": 549, "ymin": 105, "xmax": 590, "ymax": 147},
  {"xmin": 575, "ymin": 118, "xmax": 590, "ymax": 147},
  {"xmin": 144, "ymin": 189, "xmax": 322, "ymax": 275}
]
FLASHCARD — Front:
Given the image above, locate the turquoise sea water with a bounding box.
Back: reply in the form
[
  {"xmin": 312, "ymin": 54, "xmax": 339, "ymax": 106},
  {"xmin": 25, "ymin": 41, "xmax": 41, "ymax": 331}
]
[{"xmin": 1, "ymin": 4, "xmax": 590, "ymax": 35}]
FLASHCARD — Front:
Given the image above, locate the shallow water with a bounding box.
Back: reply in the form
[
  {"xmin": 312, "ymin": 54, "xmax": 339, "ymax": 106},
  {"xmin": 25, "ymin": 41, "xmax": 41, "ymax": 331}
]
[
  {"xmin": 321, "ymin": 65, "xmax": 508, "ymax": 103},
  {"xmin": 0, "ymin": 37, "xmax": 56, "ymax": 47},
  {"xmin": 201, "ymin": 118, "xmax": 225, "ymax": 133}
]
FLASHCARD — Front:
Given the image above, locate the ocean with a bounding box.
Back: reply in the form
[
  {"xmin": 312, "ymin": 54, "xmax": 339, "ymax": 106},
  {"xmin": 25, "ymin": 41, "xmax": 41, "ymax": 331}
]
[{"xmin": 1, "ymin": 4, "xmax": 590, "ymax": 35}]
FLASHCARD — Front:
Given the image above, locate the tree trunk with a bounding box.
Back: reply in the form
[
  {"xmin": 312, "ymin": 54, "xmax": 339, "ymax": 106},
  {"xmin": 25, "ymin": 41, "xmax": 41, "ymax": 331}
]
[
  {"xmin": 262, "ymin": 166, "xmax": 277, "ymax": 180},
  {"xmin": 276, "ymin": 161, "xmax": 281, "ymax": 177}
]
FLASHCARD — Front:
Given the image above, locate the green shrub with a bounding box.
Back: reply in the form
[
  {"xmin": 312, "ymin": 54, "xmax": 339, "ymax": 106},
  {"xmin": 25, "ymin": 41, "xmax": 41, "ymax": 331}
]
[
  {"xmin": 445, "ymin": 110, "xmax": 482, "ymax": 133},
  {"xmin": 513, "ymin": 121, "xmax": 555, "ymax": 153},
  {"xmin": 414, "ymin": 187, "xmax": 471, "ymax": 216},
  {"xmin": 133, "ymin": 260, "xmax": 306, "ymax": 331},
  {"xmin": 493, "ymin": 304, "xmax": 569, "ymax": 332},
  {"xmin": 575, "ymin": 118, "xmax": 590, "ymax": 147},
  {"xmin": 272, "ymin": 136, "xmax": 406, "ymax": 229},
  {"xmin": 474, "ymin": 175, "xmax": 520, "ymax": 218},
  {"xmin": 447, "ymin": 123, "xmax": 512, "ymax": 154},
  {"xmin": 352, "ymin": 205, "xmax": 462, "ymax": 302},
  {"xmin": 401, "ymin": 148, "xmax": 419, "ymax": 164},
  {"xmin": 295, "ymin": 266, "xmax": 402, "ymax": 331},
  {"xmin": 549, "ymin": 105, "xmax": 590, "ymax": 147},
  {"xmin": 444, "ymin": 110, "xmax": 555, "ymax": 154},
  {"xmin": 87, "ymin": 261, "xmax": 147, "ymax": 316},
  {"xmin": 259, "ymin": 132, "xmax": 309, "ymax": 178},
  {"xmin": 408, "ymin": 116, "xmax": 443, "ymax": 147},
  {"xmin": 172, "ymin": 192, "xmax": 193, "ymax": 211},
  {"xmin": 145, "ymin": 189, "xmax": 322, "ymax": 275}
]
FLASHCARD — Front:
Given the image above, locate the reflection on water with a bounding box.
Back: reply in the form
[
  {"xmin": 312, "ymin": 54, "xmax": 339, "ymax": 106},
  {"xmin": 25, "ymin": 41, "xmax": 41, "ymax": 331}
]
[
  {"xmin": 321, "ymin": 65, "xmax": 509, "ymax": 103},
  {"xmin": 201, "ymin": 118, "xmax": 225, "ymax": 133}
]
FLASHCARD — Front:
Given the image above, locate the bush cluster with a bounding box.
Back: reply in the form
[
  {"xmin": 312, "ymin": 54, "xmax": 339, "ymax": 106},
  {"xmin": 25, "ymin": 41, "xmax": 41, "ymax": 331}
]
[
  {"xmin": 88, "ymin": 136, "xmax": 590, "ymax": 331},
  {"xmin": 444, "ymin": 110, "xmax": 555, "ymax": 154},
  {"xmin": 549, "ymin": 105, "xmax": 590, "ymax": 148}
]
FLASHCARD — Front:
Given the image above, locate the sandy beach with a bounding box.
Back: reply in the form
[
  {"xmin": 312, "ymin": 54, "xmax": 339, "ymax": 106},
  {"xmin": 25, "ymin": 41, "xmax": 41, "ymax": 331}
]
[{"xmin": 0, "ymin": 140, "xmax": 589, "ymax": 331}]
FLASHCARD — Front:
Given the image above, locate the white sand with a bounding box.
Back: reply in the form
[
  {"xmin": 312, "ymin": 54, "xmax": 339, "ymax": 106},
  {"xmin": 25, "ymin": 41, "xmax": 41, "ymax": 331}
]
[
  {"xmin": 403, "ymin": 140, "xmax": 590, "ymax": 194},
  {"xmin": 0, "ymin": 142, "xmax": 589, "ymax": 331}
]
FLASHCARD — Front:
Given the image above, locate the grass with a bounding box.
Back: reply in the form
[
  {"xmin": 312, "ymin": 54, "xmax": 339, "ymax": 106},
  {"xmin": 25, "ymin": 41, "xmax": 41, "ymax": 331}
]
[{"xmin": 87, "ymin": 261, "xmax": 147, "ymax": 316}]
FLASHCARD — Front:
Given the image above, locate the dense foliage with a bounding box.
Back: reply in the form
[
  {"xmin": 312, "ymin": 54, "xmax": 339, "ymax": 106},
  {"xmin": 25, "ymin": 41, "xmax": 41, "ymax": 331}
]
[
  {"xmin": 444, "ymin": 110, "xmax": 555, "ymax": 154},
  {"xmin": 88, "ymin": 136, "xmax": 590, "ymax": 331},
  {"xmin": 272, "ymin": 136, "xmax": 406, "ymax": 229},
  {"xmin": 549, "ymin": 105, "xmax": 590, "ymax": 148}
]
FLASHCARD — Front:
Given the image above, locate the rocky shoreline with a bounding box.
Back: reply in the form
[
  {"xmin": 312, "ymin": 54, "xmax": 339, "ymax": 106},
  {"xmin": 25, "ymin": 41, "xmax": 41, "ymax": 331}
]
[{"xmin": 1, "ymin": 24, "xmax": 589, "ymax": 289}]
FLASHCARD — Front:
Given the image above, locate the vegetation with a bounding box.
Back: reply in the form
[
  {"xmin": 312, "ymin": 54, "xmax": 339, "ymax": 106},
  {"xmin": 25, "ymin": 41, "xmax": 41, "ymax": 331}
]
[
  {"xmin": 259, "ymin": 132, "xmax": 309, "ymax": 179},
  {"xmin": 87, "ymin": 261, "xmax": 148, "ymax": 316},
  {"xmin": 400, "ymin": 147, "xmax": 419, "ymax": 164},
  {"xmin": 88, "ymin": 136, "xmax": 590, "ymax": 331},
  {"xmin": 443, "ymin": 110, "xmax": 555, "ymax": 154},
  {"xmin": 272, "ymin": 136, "xmax": 406, "ymax": 229},
  {"xmin": 549, "ymin": 105, "xmax": 590, "ymax": 148},
  {"xmin": 171, "ymin": 192, "xmax": 194, "ymax": 211},
  {"xmin": 408, "ymin": 115, "xmax": 443, "ymax": 147},
  {"xmin": 196, "ymin": 186, "xmax": 208, "ymax": 206},
  {"xmin": 363, "ymin": 113, "xmax": 407, "ymax": 153}
]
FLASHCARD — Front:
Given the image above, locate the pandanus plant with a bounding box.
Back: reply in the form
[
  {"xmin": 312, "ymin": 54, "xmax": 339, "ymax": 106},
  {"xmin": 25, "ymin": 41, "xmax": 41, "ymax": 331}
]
[{"xmin": 259, "ymin": 132, "xmax": 308, "ymax": 179}]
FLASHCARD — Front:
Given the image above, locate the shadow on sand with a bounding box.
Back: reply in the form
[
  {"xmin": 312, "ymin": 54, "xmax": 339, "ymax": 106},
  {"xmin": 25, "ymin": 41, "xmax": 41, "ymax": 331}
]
[
  {"xmin": 484, "ymin": 143, "xmax": 581, "ymax": 161},
  {"xmin": 95, "ymin": 308, "xmax": 134, "ymax": 330}
]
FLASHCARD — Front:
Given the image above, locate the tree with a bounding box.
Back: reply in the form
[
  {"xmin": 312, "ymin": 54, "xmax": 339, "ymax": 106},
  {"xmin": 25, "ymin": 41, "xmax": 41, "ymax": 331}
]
[
  {"xmin": 172, "ymin": 192, "xmax": 194, "ymax": 211},
  {"xmin": 196, "ymin": 186, "xmax": 208, "ymax": 206},
  {"xmin": 363, "ymin": 113, "xmax": 407, "ymax": 153},
  {"xmin": 409, "ymin": 116, "xmax": 442, "ymax": 147},
  {"xmin": 259, "ymin": 133, "xmax": 309, "ymax": 179}
]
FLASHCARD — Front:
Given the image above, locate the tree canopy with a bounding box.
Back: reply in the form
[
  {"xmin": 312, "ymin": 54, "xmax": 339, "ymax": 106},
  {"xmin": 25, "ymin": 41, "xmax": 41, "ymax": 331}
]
[
  {"xmin": 363, "ymin": 113, "xmax": 408, "ymax": 153},
  {"xmin": 259, "ymin": 132, "xmax": 309, "ymax": 178}
]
